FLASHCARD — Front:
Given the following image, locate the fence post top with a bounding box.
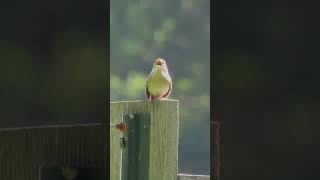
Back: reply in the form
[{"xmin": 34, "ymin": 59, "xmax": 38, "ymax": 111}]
[{"xmin": 110, "ymin": 99, "xmax": 179, "ymax": 104}]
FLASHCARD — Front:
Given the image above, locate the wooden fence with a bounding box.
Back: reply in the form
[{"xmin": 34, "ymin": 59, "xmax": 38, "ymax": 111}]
[
  {"xmin": 0, "ymin": 100, "xmax": 211, "ymax": 180},
  {"xmin": 0, "ymin": 124, "xmax": 106, "ymax": 179},
  {"xmin": 110, "ymin": 100, "xmax": 210, "ymax": 180}
]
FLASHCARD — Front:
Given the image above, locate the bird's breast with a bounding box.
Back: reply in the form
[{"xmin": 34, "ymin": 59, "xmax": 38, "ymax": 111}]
[{"xmin": 147, "ymin": 73, "xmax": 170, "ymax": 97}]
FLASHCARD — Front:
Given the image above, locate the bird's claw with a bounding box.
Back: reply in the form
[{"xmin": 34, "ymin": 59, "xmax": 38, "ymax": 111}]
[{"xmin": 151, "ymin": 97, "xmax": 163, "ymax": 101}]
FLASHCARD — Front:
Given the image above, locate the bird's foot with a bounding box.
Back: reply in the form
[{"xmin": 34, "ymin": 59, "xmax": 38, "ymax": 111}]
[{"xmin": 150, "ymin": 97, "xmax": 163, "ymax": 101}]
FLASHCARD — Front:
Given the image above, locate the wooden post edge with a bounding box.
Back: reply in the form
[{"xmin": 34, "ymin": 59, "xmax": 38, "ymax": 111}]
[{"xmin": 177, "ymin": 174, "xmax": 210, "ymax": 180}]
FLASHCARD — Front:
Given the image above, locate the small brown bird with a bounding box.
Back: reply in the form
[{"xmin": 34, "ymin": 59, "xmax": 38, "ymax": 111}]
[{"xmin": 145, "ymin": 58, "xmax": 172, "ymax": 101}]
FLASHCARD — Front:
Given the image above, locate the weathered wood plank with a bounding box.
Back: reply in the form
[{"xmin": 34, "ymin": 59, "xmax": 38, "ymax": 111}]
[
  {"xmin": 110, "ymin": 100, "xmax": 179, "ymax": 180},
  {"xmin": 0, "ymin": 124, "xmax": 105, "ymax": 180},
  {"xmin": 121, "ymin": 114, "xmax": 150, "ymax": 180},
  {"xmin": 178, "ymin": 174, "xmax": 210, "ymax": 180},
  {"xmin": 212, "ymin": 121, "xmax": 220, "ymax": 180}
]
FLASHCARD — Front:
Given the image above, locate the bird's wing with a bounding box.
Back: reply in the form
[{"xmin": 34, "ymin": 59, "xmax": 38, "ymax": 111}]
[
  {"xmin": 162, "ymin": 80, "xmax": 172, "ymax": 99},
  {"xmin": 145, "ymin": 86, "xmax": 151, "ymax": 100},
  {"xmin": 145, "ymin": 78, "xmax": 151, "ymax": 100}
]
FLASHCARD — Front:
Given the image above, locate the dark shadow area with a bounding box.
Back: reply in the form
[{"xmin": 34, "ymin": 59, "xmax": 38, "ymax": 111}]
[
  {"xmin": 0, "ymin": 0, "xmax": 108, "ymax": 128},
  {"xmin": 213, "ymin": 0, "xmax": 320, "ymax": 179},
  {"xmin": 40, "ymin": 166, "xmax": 104, "ymax": 180}
]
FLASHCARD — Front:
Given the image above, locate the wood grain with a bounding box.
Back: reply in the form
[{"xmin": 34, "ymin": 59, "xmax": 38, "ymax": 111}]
[
  {"xmin": 0, "ymin": 124, "xmax": 105, "ymax": 180},
  {"xmin": 110, "ymin": 100, "xmax": 179, "ymax": 180},
  {"xmin": 178, "ymin": 174, "xmax": 210, "ymax": 180}
]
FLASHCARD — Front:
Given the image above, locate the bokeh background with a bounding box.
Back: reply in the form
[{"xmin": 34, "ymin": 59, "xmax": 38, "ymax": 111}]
[
  {"xmin": 2, "ymin": 0, "xmax": 319, "ymax": 179},
  {"xmin": 0, "ymin": 1, "xmax": 108, "ymax": 127},
  {"xmin": 110, "ymin": 0, "xmax": 210, "ymax": 175},
  {"xmin": 214, "ymin": 0, "xmax": 320, "ymax": 179}
]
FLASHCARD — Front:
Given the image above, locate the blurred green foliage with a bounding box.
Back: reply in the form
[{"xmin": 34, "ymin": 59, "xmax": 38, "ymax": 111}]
[{"xmin": 110, "ymin": 0, "xmax": 210, "ymax": 174}]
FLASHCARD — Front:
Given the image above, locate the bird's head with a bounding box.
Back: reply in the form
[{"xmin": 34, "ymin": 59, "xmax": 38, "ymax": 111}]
[{"xmin": 153, "ymin": 58, "xmax": 167, "ymax": 71}]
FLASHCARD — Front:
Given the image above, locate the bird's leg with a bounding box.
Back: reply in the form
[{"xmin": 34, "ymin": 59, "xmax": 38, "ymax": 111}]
[
  {"xmin": 150, "ymin": 95, "xmax": 156, "ymax": 101},
  {"xmin": 150, "ymin": 96, "xmax": 162, "ymax": 101}
]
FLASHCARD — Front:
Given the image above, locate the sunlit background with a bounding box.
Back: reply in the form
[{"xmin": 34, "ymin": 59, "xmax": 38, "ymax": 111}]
[{"xmin": 110, "ymin": 0, "xmax": 210, "ymax": 175}]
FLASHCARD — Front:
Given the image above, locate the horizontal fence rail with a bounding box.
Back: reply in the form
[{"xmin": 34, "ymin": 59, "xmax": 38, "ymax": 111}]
[
  {"xmin": 178, "ymin": 174, "xmax": 210, "ymax": 180},
  {"xmin": 0, "ymin": 124, "xmax": 105, "ymax": 180}
]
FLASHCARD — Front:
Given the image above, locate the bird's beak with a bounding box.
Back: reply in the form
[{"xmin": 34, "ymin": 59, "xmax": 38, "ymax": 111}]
[
  {"xmin": 156, "ymin": 59, "xmax": 162, "ymax": 66},
  {"xmin": 155, "ymin": 59, "xmax": 162, "ymax": 70}
]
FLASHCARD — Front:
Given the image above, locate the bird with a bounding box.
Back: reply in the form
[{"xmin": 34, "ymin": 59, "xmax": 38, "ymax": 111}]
[{"xmin": 145, "ymin": 58, "xmax": 172, "ymax": 101}]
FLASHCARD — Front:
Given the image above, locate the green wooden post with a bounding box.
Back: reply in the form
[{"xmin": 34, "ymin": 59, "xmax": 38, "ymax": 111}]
[
  {"xmin": 120, "ymin": 114, "xmax": 150, "ymax": 180},
  {"xmin": 110, "ymin": 100, "xmax": 179, "ymax": 180}
]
